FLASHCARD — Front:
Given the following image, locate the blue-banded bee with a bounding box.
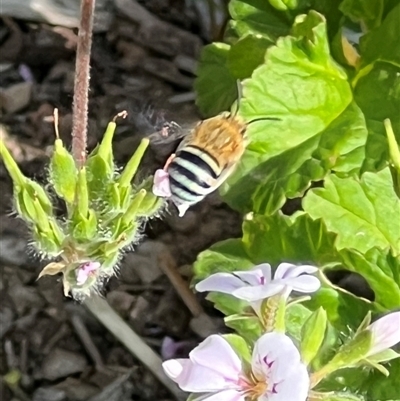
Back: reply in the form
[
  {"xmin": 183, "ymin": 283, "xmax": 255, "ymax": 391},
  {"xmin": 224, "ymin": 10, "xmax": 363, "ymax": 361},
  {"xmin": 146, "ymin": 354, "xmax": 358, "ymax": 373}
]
[
  {"xmin": 153, "ymin": 112, "xmax": 248, "ymax": 216},
  {"xmin": 151, "ymin": 93, "xmax": 278, "ymax": 216},
  {"xmin": 153, "ymin": 108, "xmax": 247, "ymax": 216}
]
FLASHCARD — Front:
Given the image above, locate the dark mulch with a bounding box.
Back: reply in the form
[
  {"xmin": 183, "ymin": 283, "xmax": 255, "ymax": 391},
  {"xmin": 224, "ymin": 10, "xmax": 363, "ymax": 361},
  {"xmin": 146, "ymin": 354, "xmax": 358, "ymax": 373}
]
[{"xmin": 0, "ymin": 1, "xmax": 243, "ymax": 400}]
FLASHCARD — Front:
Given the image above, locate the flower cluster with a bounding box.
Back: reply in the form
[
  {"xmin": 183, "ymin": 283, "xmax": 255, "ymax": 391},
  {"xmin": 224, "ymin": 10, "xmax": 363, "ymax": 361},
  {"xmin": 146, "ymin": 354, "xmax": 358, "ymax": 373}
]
[{"xmin": 161, "ymin": 262, "xmax": 400, "ymax": 401}]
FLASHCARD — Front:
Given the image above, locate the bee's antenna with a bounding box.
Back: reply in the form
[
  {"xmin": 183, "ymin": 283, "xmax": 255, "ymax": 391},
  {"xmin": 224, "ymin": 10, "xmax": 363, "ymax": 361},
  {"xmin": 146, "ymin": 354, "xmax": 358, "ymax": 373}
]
[
  {"xmin": 236, "ymin": 79, "xmax": 243, "ymax": 116},
  {"xmin": 229, "ymin": 79, "xmax": 243, "ymax": 117},
  {"xmin": 248, "ymin": 116, "xmax": 281, "ymax": 124}
]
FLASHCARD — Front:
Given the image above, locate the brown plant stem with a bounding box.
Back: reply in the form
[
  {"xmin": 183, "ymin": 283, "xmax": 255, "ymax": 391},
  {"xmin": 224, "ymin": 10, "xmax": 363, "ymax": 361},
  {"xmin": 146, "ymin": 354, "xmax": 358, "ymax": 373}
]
[{"xmin": 71, "ymin": 0, "xmax": 96, "ymax": 167}]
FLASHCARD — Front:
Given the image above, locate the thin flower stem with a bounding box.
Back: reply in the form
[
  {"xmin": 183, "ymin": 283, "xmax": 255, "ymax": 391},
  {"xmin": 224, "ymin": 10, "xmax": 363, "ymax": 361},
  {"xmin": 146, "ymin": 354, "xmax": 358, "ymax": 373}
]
[{"xmin": 71, "ymin": 0, "xmax": 96, "ymax": 167}]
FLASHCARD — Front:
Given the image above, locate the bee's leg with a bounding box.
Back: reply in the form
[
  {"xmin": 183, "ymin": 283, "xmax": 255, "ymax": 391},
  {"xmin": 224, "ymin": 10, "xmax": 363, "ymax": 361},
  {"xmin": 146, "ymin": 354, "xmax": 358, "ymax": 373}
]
[{"xmin": 163, "ymin": 153, "xmax": 176, "ymax": 170}]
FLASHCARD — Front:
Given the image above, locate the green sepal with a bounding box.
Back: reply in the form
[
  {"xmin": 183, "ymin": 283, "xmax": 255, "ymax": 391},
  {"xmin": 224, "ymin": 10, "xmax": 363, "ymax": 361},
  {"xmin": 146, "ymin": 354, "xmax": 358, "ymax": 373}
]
[
  {"xmin": 308, "ymin": 390, "xmax": 365, "ymax": 401},
  {"xmin": 48, "ymin": 219, "xmax": 65, "ymax": 246},
  {"xmin": 318, "ymin": 330, "xmax": 373, "ymax": 377},
  {"xmin": 0, "ymin": 140, "xmax": 25, "ymax": 187},
  {"xmin": 119, "ymin": 138, "xmax": 149, "ymax": 188},
  {"xmin": 105, "ymin": 221, "xmax": 139, "ymax": 255},
  {"xmin": 21, "ymin": 188, "xmax": 38, "ymax": 222},
  {"xmin": 97, "ymin": 121, "xmax": 117, "ymax": 166},
  {"xmin": 101, "ymin": 252, "xmax": 120, "ymax": 273},
  {"xmin": 32, "ymin": 197, "xmax": 52, "ymax": 232},
  {"xmin": 300, "ymin": 307, "xmax": 328, "ymax": 365},
  {"xmin": 354, "ymin": 311, "xmax": 372, "ymax": 336},
  {"xmin": 121, "ymin": 189, "xmax": 147, "ymax": 225},
  {"xmin": 16, "ymin": 180, "xmax": 53, "ymax": 223},
  {"xmin": 118, "ymin": 185, "xmax": 132, "ymax": 209},
  {"xmin": 86, "ymin": 149, "xmax": 112, "ymax": 195},
  {"xmin": 75, "ymin": 167, "xmax": 89, "ymax": 218},
  {"xmin": 32, "ymin": 227, "xmax": 61, "ymax": 256},
  {"xmin": 50, "ymin": 138, "xmax": 78, "ymax": 204},
  {"xmin": 361, "ymin": 358, "xmax": 390, "ymax": 376},
  {"xmin": 364, "ymin": 348, "xmax": 400, "ymax": 365},
  {"xmin": 108, "ymin": 182, "xmax": 121, "ymax": 210},
  {"xmin": 136, "ymin": 191, "xmax": 162, "ymax": 216},
  {"xmin": 72, "ymin": 209, "xmax": 97, "ymax": 241},
  {"xmin": 86, "ymin": 121, "xmax": 118, "ymax": 195}
]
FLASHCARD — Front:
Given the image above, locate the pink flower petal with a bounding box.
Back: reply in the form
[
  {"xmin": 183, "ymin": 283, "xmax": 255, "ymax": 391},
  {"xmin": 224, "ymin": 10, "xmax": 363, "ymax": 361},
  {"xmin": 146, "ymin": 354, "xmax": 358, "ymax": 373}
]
[
  {"xmin": 258, "ymin": 263, "xmax": 272, "ymax": 283},
  {"xmin": 190, "ymin": 335, "xmax": 242, "ymax": 383},
  {"xmin": 252, "ymin": 333, "xmax": 302, "ymax": 381},
  {"xmin": 233, "ymin": 283, "xmax": 284, "ymax": 302},
  {"xmin": 195, "ymin": 273, "xmax": 247, "ymax": 294},
  {"xmin": 234, "ymin": 268, "xmax": 266, "ymax": 286},
  {"xmin": 367, "ymin": 312, "xmax": 400, "ymax": 356},
  {"xmin": 269, "ymin": 362, "xmax": 309, "ymax": 401},
  {"xmin": 162, "ymin": 358, "xmax": 190, "ymax": 380},
  {"xmin": 163, "ymin": 358, "xmax": 235, "ymax": 392},
  {"xmin": 76, "ymin": 261, "xmax": 100, "ymax": 285},
  {"xmin": 252, "ymin": 333, "xmax": 309, "ymax": 401},
  {"xmin": 274, "ymin": 263, "xmax": 317, "ymax": 280},
  {"xmin": 285, "ymin": 275, "xmax": 321, "ymax": 293},
  {"xmin": 153, "ymin": 169, "xmax": 172, "ymax": 197}
]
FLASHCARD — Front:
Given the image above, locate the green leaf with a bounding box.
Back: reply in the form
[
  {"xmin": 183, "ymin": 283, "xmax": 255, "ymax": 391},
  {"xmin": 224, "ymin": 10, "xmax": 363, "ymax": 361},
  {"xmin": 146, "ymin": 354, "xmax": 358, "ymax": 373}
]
[
  {"xmin": 359, "ymin": 3, "xmax": 400, "ymax": 68},
  {"xmin": 194, "ymin": 43, "xmax": 238, "ymax": 117},
  {"xmin": 338, "ymin": 248, "xmax": 400, "ymax": 309},
  {"xmin": 227, "ymin": 34, "xmax": 271, "ymax": 79},
  {"xmin": 303, "ymin": 168, "xmax": 400, "ymax": 254},
  {"xmin": 361, "ymin": 119, "xmax": 391, "ymax": 173},
  {"xmin": 228, "ymin": 0, "xmax": 290, "ymax": 40},
  {"xmin": 354, "ymin": 62, "xmax": 400, "ymax": 128},
  {"xmin": 193, "ymin": 238, "xmax": 253, "ymax": 279},
  {"xmin": 224, "ymin": 315, "xmax": 263, "ymax": 344},
  {"xmin": 339, "ymin": 0, "xmax": 385, "ymax": 30},
  {"xmin": 242, "ymin": 213, "xmax": 338, "ymax": 265},
  {"xmin": 223, "ymin": 102, "xmax": 368, "ymax": 214},
  {"xmin": 220, "ymin": 11, "xmax": 355, "ymax": 213},
  {"xmin": 306, "ymin": 285, "xmax": 371, "ymax": 332},
  {"xmin": 363, "ymin": 358, "xmax": 400, "ymax": 400}
]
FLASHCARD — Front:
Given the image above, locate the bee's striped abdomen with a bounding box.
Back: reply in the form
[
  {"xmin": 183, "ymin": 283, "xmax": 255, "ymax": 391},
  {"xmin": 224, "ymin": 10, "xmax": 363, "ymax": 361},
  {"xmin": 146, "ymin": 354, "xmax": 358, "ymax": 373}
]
[{"xmin": 167, "ymin": 145, "xmax": 221, "ymax": 205}]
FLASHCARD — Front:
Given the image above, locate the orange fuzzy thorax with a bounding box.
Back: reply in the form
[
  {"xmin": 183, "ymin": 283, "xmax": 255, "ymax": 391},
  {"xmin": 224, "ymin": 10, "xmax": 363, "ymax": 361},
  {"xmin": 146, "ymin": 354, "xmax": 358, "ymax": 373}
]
[{"xmin": 187, "ymin": 113, "xmax": 247, "ymax": 168}]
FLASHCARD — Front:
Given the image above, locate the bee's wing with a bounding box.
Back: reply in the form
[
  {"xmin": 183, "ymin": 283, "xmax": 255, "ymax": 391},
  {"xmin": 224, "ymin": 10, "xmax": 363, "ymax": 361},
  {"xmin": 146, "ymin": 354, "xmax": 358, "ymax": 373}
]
[{"xmin": 147, "ymin": 121, "xmax": 188, "ymax": 145}]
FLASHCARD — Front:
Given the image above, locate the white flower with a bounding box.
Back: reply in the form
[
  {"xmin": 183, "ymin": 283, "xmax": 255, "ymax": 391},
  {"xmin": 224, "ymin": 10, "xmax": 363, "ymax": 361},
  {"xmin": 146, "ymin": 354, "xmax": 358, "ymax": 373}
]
[
  {"xmin": 195, "ymin": 263, "xmax": 320, "ymax": 302},
  {"xmin": 162, "ymin": 333, "xmax": 310, "ymax": 401}
]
